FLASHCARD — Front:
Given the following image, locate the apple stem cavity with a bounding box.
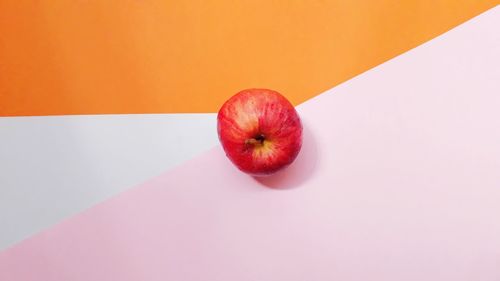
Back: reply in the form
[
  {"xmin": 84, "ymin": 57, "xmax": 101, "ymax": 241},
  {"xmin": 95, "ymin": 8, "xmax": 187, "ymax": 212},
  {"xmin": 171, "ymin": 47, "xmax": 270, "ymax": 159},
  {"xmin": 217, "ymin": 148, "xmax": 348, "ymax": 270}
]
[{"xmin": 245, "ymin": 134, "xmax": 266, "ymax": 146}]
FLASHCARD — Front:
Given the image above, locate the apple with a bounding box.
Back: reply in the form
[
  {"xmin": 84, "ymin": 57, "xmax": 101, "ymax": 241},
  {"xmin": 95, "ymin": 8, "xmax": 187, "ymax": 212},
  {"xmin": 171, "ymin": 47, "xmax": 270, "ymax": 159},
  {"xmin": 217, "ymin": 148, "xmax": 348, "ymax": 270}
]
[{"xmin": 217, "ymin": 88, "xmax": 302, "ymax": 176}]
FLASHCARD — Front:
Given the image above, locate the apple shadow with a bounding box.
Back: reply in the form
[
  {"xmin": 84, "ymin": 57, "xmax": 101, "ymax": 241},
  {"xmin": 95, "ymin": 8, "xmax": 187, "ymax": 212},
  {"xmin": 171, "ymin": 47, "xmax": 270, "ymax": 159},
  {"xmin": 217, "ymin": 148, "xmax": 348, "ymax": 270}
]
[{"xmin": 253, "ymin": 123, "xmax": 319, "ymax": 190}]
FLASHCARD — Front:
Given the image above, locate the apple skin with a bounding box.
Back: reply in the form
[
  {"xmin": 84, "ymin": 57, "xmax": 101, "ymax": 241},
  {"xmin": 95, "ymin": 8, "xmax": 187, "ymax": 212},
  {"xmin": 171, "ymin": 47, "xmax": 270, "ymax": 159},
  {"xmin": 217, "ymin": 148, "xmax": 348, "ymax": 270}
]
[{"xmin": 217, "ymin": 88, "xmax": 302, "ymax": 176}]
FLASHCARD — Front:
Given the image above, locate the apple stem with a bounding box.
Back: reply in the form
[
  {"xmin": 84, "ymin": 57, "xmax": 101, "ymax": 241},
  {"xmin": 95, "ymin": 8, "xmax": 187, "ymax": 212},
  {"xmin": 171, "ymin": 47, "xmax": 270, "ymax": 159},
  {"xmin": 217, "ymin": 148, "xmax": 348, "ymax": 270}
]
[
  {"xmin": 245, "ymin": 134, "xmax": 265, "ymax": 146},
  {"xmin": 255, "ymin": 134, "xmax": 265, "ymax": 142}
]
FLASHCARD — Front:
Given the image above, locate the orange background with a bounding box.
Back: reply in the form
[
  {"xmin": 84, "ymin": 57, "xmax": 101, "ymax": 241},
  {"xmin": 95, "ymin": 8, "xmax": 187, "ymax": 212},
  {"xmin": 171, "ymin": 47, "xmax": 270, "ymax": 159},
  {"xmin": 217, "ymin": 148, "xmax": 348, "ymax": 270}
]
[{"xmin": 0, "ymin": 1, "xmax": 497, "ymax": 116}]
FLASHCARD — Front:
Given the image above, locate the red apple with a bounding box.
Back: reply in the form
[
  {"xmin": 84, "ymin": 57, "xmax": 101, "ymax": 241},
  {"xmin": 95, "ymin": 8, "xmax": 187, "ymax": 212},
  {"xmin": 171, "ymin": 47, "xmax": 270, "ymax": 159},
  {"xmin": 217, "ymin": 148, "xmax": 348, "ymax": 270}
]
[{"xmin": 217, "ymin": 88, "xmax": 302, "ymax": 176}]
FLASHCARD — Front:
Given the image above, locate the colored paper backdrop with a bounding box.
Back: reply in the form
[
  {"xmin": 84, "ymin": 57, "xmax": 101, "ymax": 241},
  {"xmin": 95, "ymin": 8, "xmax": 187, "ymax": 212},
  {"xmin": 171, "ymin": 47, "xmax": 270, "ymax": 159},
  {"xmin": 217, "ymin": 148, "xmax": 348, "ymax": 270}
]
[{"xmin": 1, "ymin": 2, "xmax": 499, "ymax": 280}]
